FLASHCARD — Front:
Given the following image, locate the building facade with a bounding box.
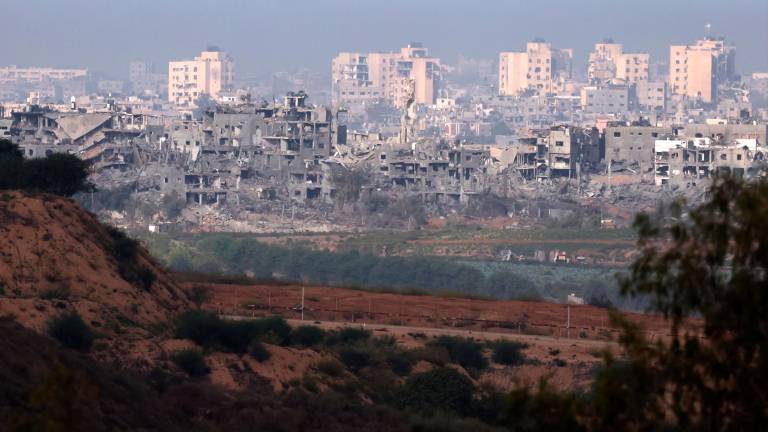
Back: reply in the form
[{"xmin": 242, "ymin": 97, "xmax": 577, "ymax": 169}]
[
  {"xmin": 168, "ymin": 48, "xmax": 235, "ymax": 107},
  {"xmin": 669, "ymin": 38, "xmax": 735, "ymax": 104},
  {"xmin": 498, "ymin": 41, "xmax": 572, "ymax": 96},
  {"xmin": 0, "ymin": 66, "xmax": 87, "ymax": 84},
  {"xmin": 331, "ymin": 43, "xmax": 441, "ymax": 108}
]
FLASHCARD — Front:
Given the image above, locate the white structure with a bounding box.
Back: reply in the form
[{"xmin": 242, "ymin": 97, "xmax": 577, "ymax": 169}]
[{"xmin": 168, "ymin": 48, "xmax": 235, "ymax": 107}]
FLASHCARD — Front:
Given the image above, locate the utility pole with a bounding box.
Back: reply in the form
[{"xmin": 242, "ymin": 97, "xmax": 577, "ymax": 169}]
[
  {"xmin": 566, "ymin": 305, "xmax": 571, "ymax": 339},
  {"xmin": 301, "ymin": 286, "xmax": 305, "ymax": 321}
]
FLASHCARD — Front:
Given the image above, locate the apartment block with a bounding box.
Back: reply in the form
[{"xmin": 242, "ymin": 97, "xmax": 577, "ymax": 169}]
[
  {"xmin": 587, "ymin": 41, "xmax": 649, "ymax": 85},
  {"xmin": 635, "ymin": 81, "xmax": 666, "ymax": 111},
  {"xmin": 0, "ymin": 66, "xmax": 87, "ymax": 84},
  {"xmin": 331, "ymin": 43, "xmax": 441, "ymax": 108},
  {"xmin": 669, "ymin": 37, "xmax": 735, "ymax": 104},
  {"xmin": 498, "ymin": 41, "xmax": 572, "ymax": 96},
  {"xmin": 580, "ymin": 85, "xmax": 629, "ymax": 114},
  {"xmin": 168, "ymin": 48, "xmax": 234, "ymax": 107}
]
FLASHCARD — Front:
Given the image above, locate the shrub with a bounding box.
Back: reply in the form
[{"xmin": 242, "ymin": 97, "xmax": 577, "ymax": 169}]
[
  {"xmin": 429, "ymin": 336, "xmax": 488, "ymax": 370},
  {"xmin": 315, "ymin": 359, "xmax": 345, "ymax": 377},
  {"xmin": 290, "ymin": 325, "xmax": 326, "ymax": 347},
  {"xmin": 40, "ymin": 287, "xmax": 71, "ymax": 300},
  {"xmin": 187, "ymin": 285, "xmax": 212, "ymax": 309},
  {"xmin": 386, "ymin": 353, "xmax": 413, "ymax": 376},
  {"xmin": 491, "ymin": 340, "xmax": 528, "ymax": 366},
  {"xmin": 249, "ymin": 316, "xmax": 291, "ymax": 345},
  {"xmin": 47, "ymin": 312, "xmax": 93, "ymax": 352},
  {"xmin": 175, "ymin": 311, "xmax": 290, "ymax": 353},
  {"xmin": 175, "ymin": 310, "xmax": 223, "ymax": 348},
  {"xmin": 325, "ymin": 327, "xmax": 371, "ymax": 345},
  {"xmin": 248, "ymin": 341, "xmax": 271, "ymax": 362},
  {"xmin": 171, "ymin": 349, "xmax": 210, "ymax": 377},
  {"xmin": 407, "ymin": 345, "xmax": 451, "ymax": 366},
  {"xmin": 396, "ymin": 367, "xmax": 475, "ymax": 416},
  {"xmin": 338, "ymin": 347, "xmax": 371, "ymax": 372},
  {"xmin": 0, "ymin": 140, "xmax": 93, "ymax": 197}
]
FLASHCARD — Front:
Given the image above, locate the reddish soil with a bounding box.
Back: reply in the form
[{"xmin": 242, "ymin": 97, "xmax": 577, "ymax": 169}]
[
  {"xmin": 196, "ymin": 282, "xmax": 694, "ymax": 342},
  {"xmin": 0, "ymin": 192, "xmax": 190, "ymax": 335}
]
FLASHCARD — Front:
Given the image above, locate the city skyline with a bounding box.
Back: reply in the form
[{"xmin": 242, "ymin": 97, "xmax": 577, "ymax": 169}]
[{"xmin": 1, "ymin": 0, "xmax": 766, "ymax": 78}]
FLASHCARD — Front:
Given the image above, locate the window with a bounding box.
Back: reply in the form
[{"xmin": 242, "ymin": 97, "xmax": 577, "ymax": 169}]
[
  {"xmin": 613, "ymin": 132, "xmax": 621, "ymax": 137},
  {"xmin": 555, "ymin": 141, "xmax": 564, "ymax": 147}
]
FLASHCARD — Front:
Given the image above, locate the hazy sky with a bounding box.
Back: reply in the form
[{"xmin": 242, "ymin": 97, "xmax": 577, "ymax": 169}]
[{"xmin": 1, "ymin": 0, "xmax": 766, "ymax": 79}]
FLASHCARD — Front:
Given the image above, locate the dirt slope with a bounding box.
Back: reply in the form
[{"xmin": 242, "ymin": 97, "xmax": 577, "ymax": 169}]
[{"xmin": 0, "ymin": 191, "xmax": 190, "ymax": 334}]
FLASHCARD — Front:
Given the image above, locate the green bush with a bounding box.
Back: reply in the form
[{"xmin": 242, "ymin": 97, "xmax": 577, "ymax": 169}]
[
  {"xmin": 47, "ymin": 312, "xmax": 93, "ymax": 352},
  {"xmin": 407, "ymin": 345, "xmax": 451, "ymax": 366},
  {"xmin": 315, "ymin": 359, "xmax": 345, "ymax": 377},
  {"xmin": 290, "ymin": 325, "xmax": 326, "ymax": 347},
  {"xmin": 326, "ymin": 327, "xmax": 371, "ymax": 346},
  {"xmin": 171, "ymin": 349, "xmax": 210, "ymax": 377},
  {"xmin": 175, "ymin": 311, "xmax": 290, "ymax": 353},
  {"xmin": 248, "ymin": 341, "xmax": 271, "ymax": 362},
  {"xmin": 491, "ymin": 340, "xmax": 528, "ymax": 366},
  {"xmin": 338, "ymin": 347, "xmax": 371, "ymax": 372},
  {"xmin": 396, "ymin": 367, "xmax": 475, "ymax": 416},
  {"xmin": 386, "ymin": 353, "xmax": 413, "ymax": 376},
  {"xmin": 40, "ymin": 287, "xmax": 71, "ymax": 300},
  {"xmin": 428, "ymin": 336, "xmax": 488, "ymax": 370},
  {"xmin": 0, "ymin": 140, "xmax": 93, "ymax": 197}
]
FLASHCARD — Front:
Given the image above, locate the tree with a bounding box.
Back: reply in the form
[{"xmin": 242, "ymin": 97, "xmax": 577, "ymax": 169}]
[
  {"xmin": 331, "ymin": 166, "xmax": 367, "ymax": 210},
  {"xmin": 187, "ymin": 285, "xmax": 212, "ymax": 309},
  {"xmin": 0, "ymin": 139, "xmax": 93, "ymax": 196},
  {"xmin": 608, "ymin": 175, "xmax": 768, "ymax": 430}
]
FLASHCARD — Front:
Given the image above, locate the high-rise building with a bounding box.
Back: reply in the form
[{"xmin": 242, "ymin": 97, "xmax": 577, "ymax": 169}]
[
  {"xmin": 168, "ymin": 48, "xmax": 234, "ymax": 107},
  {"xmin": 587, "ymin": 40, "xmax": 649, "ymax": 85},
  {"xmin": 332, "ymin": 43, "xmax": 441, "ymax": 108},
  {"xmin": 498, "ymin": 41, "xmax": 572, "ymax": 96},
  {"xmin": 669, "ymin": 37, "xmax": 735, "ymax": 104}
]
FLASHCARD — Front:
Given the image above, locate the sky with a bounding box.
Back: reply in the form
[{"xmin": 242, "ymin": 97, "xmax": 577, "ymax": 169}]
[{"xmin": 1, "ymin": 0, "xmax": 766, "ymax": 79}]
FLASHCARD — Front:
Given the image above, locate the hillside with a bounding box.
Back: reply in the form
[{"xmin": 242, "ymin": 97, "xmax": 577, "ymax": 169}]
[
  {"xmin": 0, "ymin": 317, "xmax": 408, "ymax": 432},
  {"xmin": 0, "ymin": 191, "xmax": 190, "ymax": 334}
]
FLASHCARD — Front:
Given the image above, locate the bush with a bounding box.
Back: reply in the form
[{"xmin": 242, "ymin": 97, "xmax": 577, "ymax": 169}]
[
  {"xmin": 396, "ymin": 367, "xmax": 475, "ymax": 416},
  {"xmin": 325, "ymin": 327, "xmax": 371, "ymax": 346},
  {"xmin": 187, "ymin": 285, "xmax": 212, "ymax": 309},
  {"xmin": 428, "ymin": 336, "xmax": 488, "ymax": 370},
  {"xmin": 0, "ymin": 140, "xmax": 93, "ymax": 197},
  {"xmin": 40, "ymin": 286, "xmax": 71, "ymax": 300},
  {"xmin": 386, "ymin": 353, "xmax": 413, "ymax": 376},
  {"xmin": 491, "ymin": 340, "xmax": 528, "ymax": 366},
  {"xmin": 315, "ymin": 359, "xmax": 345, "ymax": 377},
  {"xmin": 175, "ymin": 311, "xmax": 290, "ymax": 353},
  {"xmin": 47, "ymin": 312, "xmax": 93, "ymax": 352},
  {"xmin": 248, "ymin": 341, "xmax": 271, "ymax": 362},
  {"xmin": 409, "ymin": 346, "xmax": 450, "ymax": 366},
  {"xmin": 338, "ymin": 347, "xmax": 371, "ymax": 372},
  {"xmin": 290, "ymin": 325, "xmax": 326, "ymax": 347},
  {"xmin": 171, "ymin": 349, "xmax": 210, "ymax": 377}
]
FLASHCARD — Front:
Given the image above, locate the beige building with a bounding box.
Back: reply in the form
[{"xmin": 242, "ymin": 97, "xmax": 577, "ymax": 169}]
[
  {"xmin": 587, "ymin": 41, "xmax": 649, "ymax": 85},
  {"xmin": 168, "ymin": 48, "xmax": 234, "ymax": 107},
  {"xmin": 498, "ymin": 41, "xmax": 572, "ymax": 96},
  {"xmin": 669, "ymin": 38, "xmax": 735, "ymax": 104},
  {"xmin": 332, "ymin": 43, "xmax": 441, "ymax": 108},
  {"xmin": 0, "ymin": 66, "xmax": 87, "ymax": 84}
]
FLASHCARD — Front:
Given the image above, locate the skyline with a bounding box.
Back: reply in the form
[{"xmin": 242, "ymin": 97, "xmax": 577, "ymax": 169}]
[{"xmin": 0, "ymin": 0, "xmax": 766, "ymax": 79}]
